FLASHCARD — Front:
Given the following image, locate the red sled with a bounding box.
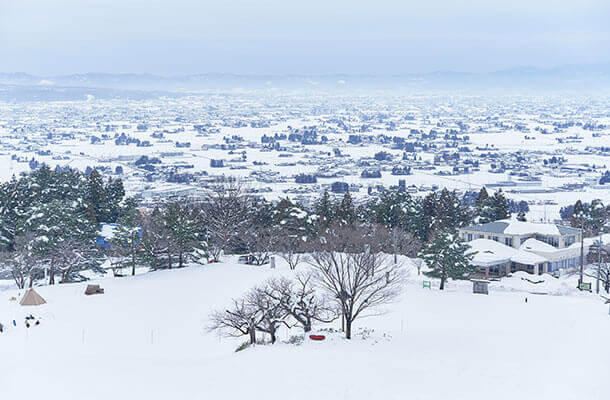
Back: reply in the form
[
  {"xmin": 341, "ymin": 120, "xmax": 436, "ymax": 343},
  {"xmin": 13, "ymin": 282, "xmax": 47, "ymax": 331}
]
[{"xmin": 309, "ymin": 334, "xmax": 325, "ymax": 341}]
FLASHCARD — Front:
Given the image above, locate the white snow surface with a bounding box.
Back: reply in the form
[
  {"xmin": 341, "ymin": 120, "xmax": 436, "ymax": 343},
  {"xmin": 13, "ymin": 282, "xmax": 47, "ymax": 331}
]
[{"xmin": 1, "ymin": 257, "xmax": 609, "ymax": 400}]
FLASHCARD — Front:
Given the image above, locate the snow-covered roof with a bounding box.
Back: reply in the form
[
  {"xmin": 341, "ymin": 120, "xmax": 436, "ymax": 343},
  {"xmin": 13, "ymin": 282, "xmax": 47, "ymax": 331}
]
[
  {"xmin": 462, "ymin": 219, "xmax": 580, "ymax": 236},
  {"xmin": 99, "ymin": 223, "xmax": 118, "ymax": 240},
  {"xmin": 468, "ymin": 239, "xmax": 515, "ymax": 266},
  {"xmin": 511, "ymin": 249, "xmax": 548, "ymax": 265},
  {"xmin": 467, "ymin": 238, "xmax": 549, "ymax": 267},
  {"xmin": 519, "ymin": 238, "xmax": 557, "ymax": 253}
]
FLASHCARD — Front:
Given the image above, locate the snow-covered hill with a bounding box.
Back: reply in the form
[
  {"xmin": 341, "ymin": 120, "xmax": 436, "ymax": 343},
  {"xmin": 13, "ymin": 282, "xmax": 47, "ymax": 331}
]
[{"xmin": 1, "ymin": 259, "xmax": 608, "ymax": 400}]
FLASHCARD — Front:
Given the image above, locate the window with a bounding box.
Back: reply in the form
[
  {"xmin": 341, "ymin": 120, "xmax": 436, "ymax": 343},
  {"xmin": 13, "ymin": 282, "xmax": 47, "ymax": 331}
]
[
  {"xmin": 565, "ymin": 235, "xmax": 575, "ymax": 246},
  {"xmin": 536, "ymin": 235, "xmax": 559, "ymax": 248},
  {"xmin": 467, "ymin": 234, "xmax": 473, "ymax": 241},
  {"xmin": 492, "ymin": 236, "xmax": 499, "ymax": 242},
  {"xmin": 505, "ymin": 237, "xmax": 513, "ymax": 247}
]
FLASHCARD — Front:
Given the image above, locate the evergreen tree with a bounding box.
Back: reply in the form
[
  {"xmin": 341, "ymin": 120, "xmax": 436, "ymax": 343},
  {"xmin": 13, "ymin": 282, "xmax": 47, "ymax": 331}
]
[
  {"xmin": 313, "ymin": 190, "xmax": 335, "ymax": 232},
  {"xmin": 104, "ymin": 177, "xmax": 125, "ymax": 222},
  {"xmin": 110, "ymin": 199, "xmax": 142, "ymax": 276},
  {"xmin": 475, "ymin": 187, "xmax": 489, "ymax": 209},
  {"xmin": 19, "ymin": 198, "xmax": 98, "ymax": 284},
  {"xmin": 85, "ymin": 169, "xmax": 107, "ymax": 223},
  {"xmin": 164, "ymin": 200, "xmax": 202, "ymax": 268},
  {"xmin": 336, "ymin": 191, "xmax": 357, "ymax": 226},
  {"xmin": 491, "ymin": 189, "xmax": 511, "ymax": 220},
  {"xmin": 479, "ymin": 189, "xmax": 510, "ymax": 223},
  {"xmin": 420, "ymin": 230, "xmax": 475, "ymax": 290}
]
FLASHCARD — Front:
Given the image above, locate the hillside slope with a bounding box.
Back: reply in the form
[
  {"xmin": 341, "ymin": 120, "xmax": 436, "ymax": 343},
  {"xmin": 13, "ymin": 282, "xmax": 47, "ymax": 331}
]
[{"xmin": 1, "ymin": 259, "xmax": 608, "ymax": 400}]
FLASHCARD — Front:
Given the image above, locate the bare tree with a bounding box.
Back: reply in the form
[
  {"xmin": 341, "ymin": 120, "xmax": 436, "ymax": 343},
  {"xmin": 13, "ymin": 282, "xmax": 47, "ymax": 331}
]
[
  {"xmin": 54, "ymin": 238, "xmax": 101, "ymax": 283},
  {"xmin": 208, "ymin": 298, "xmax": 260, "ymax": 345},
  {"xmin": 272, "ymin": 228, "xmax": 306, "ymax": 270},
  {"xmin": 1, "ymin": 234, "xmax": 41, "ymax": 288},
  {"xmin": 387, "ymin": 226, "xmax": 421, "ymax": 264},
  {"xmin": 202, "ymin": 182, "xmax": 250, "ymax": 261},
  {"xmin": 241, "ymin": 225, "xmax": 274, "ymax": 266},
  {"xmin": 246, "ymin": 286, "xmax": 289, "ymax": 344},
  {"xmin": 263, "ymin": 274, "xmax": 338, "ymax": 333},
  {"xmin": 307, "ymin": 223, "xmax": 407, "ymax": 339}
]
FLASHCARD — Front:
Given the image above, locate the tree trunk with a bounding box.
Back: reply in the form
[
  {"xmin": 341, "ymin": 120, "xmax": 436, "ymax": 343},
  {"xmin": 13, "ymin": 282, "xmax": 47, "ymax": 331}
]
[
  {"xmin": 49, "ymin": 263, "xmax": 55, "ymax": 285},
  {"xmin": 270, "ymin": 330, "xmax": 276, "ymax": 344},
  {"xmin": 248, "ymin": 327, "xmax": 256, "ymax": 344},
  {"xmin": 179, "ymin": 251, "xmax": 183, "ymax": 268},
  {"xmin": 439, "ymin": 276, "xmax": 445, "ymax": 290},
  {"xmin": 167, "ymin": 248, "xmax": 172, "ymax": 269},
  {"xmin": 303, "ymin": 321, "xmax": 312, "ymax": 333},
  {"xmin": 345, "ymin": 319, "xmax": 352, "ymax": 339},
  {"xmin": 131, "ymin": 248, "xmax": 136, "ymax": 276}
]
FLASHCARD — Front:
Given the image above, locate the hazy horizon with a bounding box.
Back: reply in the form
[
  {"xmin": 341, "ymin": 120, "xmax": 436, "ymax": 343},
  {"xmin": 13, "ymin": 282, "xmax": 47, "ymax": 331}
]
[{"xmin": 2, "ymin": 0, "xmax": 609, "ymax": 76}]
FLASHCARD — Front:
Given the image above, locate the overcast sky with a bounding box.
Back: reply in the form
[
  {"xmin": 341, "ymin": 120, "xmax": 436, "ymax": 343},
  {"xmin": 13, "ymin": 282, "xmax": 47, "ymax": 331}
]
[{"xmin": 1, "ymin": 0, "xmax": 609, "ymax": 75}]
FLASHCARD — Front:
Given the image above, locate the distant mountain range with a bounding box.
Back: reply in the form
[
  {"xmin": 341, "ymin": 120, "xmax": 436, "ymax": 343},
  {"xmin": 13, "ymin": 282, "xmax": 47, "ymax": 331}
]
[{"xmin": 1, "ymin": 64, "xmax": 609, "ymax": 101}]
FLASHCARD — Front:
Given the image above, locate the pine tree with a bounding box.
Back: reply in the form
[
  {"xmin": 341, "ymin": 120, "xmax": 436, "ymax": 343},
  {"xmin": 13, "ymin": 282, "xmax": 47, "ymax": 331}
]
[
  {"xmin": 111, "ymin": 199, "xmax": 142, "ymax": 276},
  {"xmin": 491, "ymin": 189, "xmax": 511, "ymax": 220},
  {"xmin": 475, "ymin": 187, "xmax": 489, "ymax": 209},
  {"xmin": 104, "ymin": 177, "xmax": 125, "ymax": 222},
  {"xmin": 336, "ymin": 191, "xmax": 357, "ymax": 226},
  {"xmin": 85, "ymin": 169, "xmax": 107, "ymax": 223},
  {"xmin": 139, "ymin": 207, "xmax": 170, "ymax": 270},
  {"xmin": 313, "ymin": 190, "xmax": 335, "ymax": 232},
  {"xmin": 20, "ymin": 198, "xmax": 98, "ymax": 284},
  {"xmin": 420, "ymin": 230, "xmax": 475, "ymax": 290},
  {"xmin": 164, "ymin": 200, "xmax": 201, "ymax": 268}
]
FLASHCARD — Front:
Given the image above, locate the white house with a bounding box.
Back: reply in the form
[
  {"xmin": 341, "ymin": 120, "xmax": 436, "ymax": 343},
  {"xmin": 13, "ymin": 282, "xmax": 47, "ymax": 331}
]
[{"xmin": 459, "ymin": 220, "xmax": 583, "ymax": 277}]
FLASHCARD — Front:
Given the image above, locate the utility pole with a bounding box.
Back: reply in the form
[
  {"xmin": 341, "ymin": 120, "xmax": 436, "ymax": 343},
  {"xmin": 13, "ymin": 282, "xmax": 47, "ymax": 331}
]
[
  {"xmin": 597, "ymin": 231, "xmax": 603, "ymax": 294},
  {"xmin": 579, "ymin": 222, "xmax": 584, "ymax": 286}
]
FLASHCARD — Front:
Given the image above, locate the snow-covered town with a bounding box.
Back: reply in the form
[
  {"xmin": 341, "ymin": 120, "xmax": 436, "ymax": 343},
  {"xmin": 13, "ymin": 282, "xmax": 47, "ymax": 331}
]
[{"xmin": 1, "ymin": 2, "xmax": 610, "ymax": 400}]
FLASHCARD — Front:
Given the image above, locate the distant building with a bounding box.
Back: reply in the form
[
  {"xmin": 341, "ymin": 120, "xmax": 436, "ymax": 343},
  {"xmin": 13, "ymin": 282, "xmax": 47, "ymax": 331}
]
[
  {"xmin": 295, "ymin": 174, "xmax": 317, "ymax": 184},
  {"xmin": 331, "ymin": 181, "xmax": 349, "ymax": 194},
  {"xmin": 210, "ymin": 159, "xmax": 224, "ymax": 168},
  {"xmin": 361, "ymin": 169, "xmax": 381, "ymax": 179}
]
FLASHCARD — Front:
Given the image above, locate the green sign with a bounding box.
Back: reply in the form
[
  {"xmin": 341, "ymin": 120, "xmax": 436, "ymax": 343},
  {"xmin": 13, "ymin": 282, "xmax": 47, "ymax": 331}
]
[{"xmin": 423, "ymin": 281, "xmax": 432, "ymax": 289}]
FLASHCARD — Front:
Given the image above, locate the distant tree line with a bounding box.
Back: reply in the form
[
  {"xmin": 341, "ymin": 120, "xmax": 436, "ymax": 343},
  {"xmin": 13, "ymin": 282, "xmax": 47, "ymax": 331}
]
[{"xmin": 1, "ymin": 167, "xmax": 518, "ymax": 289}]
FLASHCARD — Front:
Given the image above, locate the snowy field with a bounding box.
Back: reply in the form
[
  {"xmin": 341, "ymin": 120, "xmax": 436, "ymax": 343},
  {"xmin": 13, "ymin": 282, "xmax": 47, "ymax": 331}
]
[{"xmin": 1, "ymin": 258, "xmax": 609, "ymax": 400}]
